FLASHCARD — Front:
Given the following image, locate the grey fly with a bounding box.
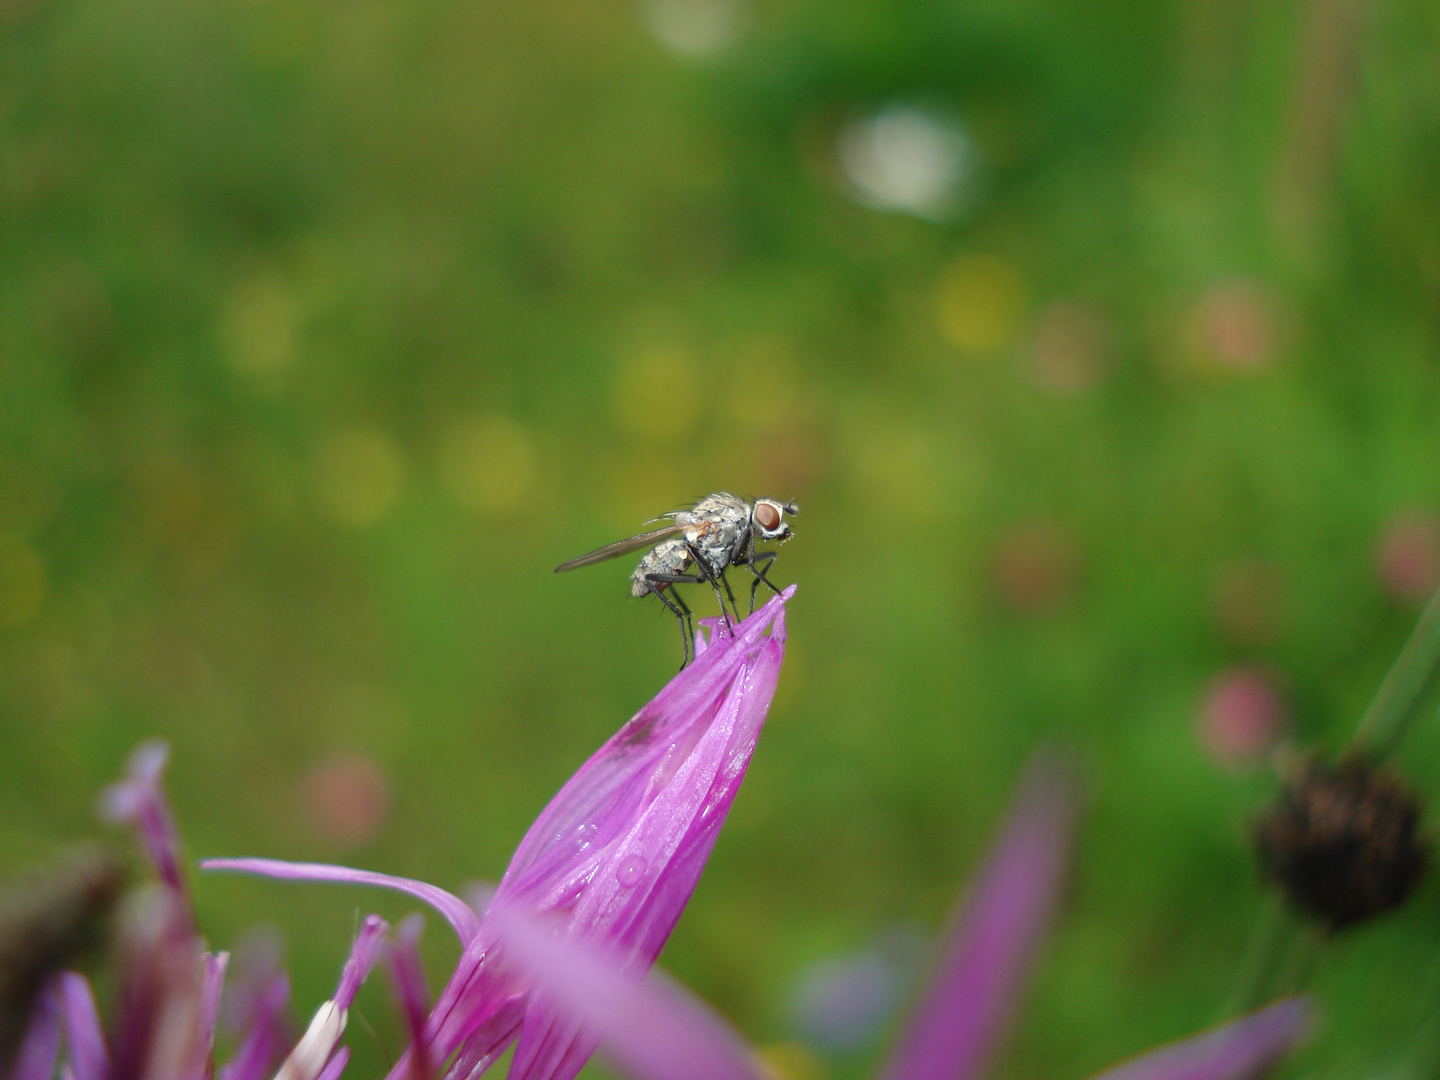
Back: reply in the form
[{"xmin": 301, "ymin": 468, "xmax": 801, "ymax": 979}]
[{"xmin": 555, "ymin": 492, "xmax": 798, "ymax": 667}]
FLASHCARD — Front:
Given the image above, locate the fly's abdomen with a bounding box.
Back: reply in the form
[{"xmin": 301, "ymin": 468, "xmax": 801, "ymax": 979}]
[{"xmin": 631, "ymin": 537, "xmax": 691, "ymax": 597}]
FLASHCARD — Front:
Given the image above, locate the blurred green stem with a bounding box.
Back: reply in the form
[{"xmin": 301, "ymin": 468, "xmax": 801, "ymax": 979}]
[
  {"xmin": 1393, "ymin": 933, "xmax": 1440, "ymax": 1080},
  {"xmin": 1354, "ymin": 589, "xmax": 1440, "ymax": 756},
  {"xmin": 1224, "ymin": 897, "xmax": 1318, "ymax": 1015}
]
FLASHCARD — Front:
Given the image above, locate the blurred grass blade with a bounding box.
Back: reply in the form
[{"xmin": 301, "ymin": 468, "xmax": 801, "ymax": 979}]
[{"xmin": 1355, "ymin": 588, "xmax": 1440, "ymax": 754}]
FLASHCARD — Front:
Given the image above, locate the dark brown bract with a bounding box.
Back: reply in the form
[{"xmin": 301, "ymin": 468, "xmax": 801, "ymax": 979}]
[
  {"xmin": 1255, "ymin": 756, "xmax": 1429, "ymax": 931},
  {"xmin": 0, "ymin": 846, "xmax": 127, "ymax": 1067}
]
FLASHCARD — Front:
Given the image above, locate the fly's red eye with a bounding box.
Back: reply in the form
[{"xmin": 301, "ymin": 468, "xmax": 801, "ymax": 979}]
[{"xmin": 755, "ymin": 502, "xmax": 781, "ymax": 531}]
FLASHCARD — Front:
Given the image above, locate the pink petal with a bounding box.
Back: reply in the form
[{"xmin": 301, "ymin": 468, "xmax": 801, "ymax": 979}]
[
  {"xmin": 387, "ymin": 916, "xmax": 433, "ymax": 1080},
  {"xmin": 13, "ymin": 978, "xmax": 64, "ymax": 1080},
  {"xmin": 336, "ymin": 915, "xmax": 389, "ymax": 1010},
  {"xmin": 99, "ymin": 741, "xmax": 186, "ymax": 899},
  {"xmin": 879, "ymin": 752, "xmax": 1079, "ymax": 1080},
  {"xmin": 488, "ymin": 902, "xmax": 765, "ymax": 1080},
  {"xmin": 58, "ymin": 972, "xmax": 108, "ymax": 1080},
  {"xmin": 110, "ymin": 885, "xmax": 202, "ymax": 1080},
  {"xmin": 219, "ymin": 974, "xmax": 291, "ymax": 1080},
  {"xmin": 196, "ymin": 952, "xmax": 230, "ymax": 1073},
  {"xmin": 315, "ymin": 1046, "xmax": 351, "ymax": 1080},
  {"xmin": 202, "ymin": 860, "xmax": 479, "ymax": 946},
  {"xmin": 1087, "ymin": 1000, "xmax": 1311, "ymax": 1080}
]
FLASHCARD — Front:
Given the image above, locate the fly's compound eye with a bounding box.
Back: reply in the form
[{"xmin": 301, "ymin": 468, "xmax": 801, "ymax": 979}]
[{"xmin": 754, "ymin": 501, "xmax": 782, "ymax": 533}]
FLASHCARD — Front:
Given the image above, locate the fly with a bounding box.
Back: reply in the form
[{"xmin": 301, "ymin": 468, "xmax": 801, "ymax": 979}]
[{"xmin": 555, "ymin": 492, "xmax": 799, "ymax": 668}]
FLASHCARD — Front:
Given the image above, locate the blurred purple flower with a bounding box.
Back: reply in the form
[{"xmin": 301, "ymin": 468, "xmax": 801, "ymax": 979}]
[
  {"xmin": 205, "ymin": 586, "xmax": 794, "ymax": 1080},
  {"xmin": 485, "ymin": 755, "xmax": 1311, "ymax": 1080},
  {"xmin": 5, "ymin": 741, "xmax": 392, "ymax": 1080}
]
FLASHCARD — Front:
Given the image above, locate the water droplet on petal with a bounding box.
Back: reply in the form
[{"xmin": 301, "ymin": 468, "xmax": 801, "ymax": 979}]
[{"xmin": 616, "ymin": 854, "xmax": 648, "ymax": 888}]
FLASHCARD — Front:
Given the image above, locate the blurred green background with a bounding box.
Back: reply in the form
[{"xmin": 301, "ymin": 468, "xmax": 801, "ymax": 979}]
[{"xmin": 4, "ymin": 0, "xmax": 1440, "ymax": 1076}]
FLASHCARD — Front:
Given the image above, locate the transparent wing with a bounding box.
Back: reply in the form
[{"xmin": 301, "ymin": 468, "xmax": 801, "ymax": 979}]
[{"xmin": 554, "ymin": 523, "xmax": 686, "ymax": 573}]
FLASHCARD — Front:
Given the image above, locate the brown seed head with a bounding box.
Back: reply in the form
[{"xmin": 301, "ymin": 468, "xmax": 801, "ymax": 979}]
[{"xmin": 1254, "ymin": 756, "xmax": 1429, "ymax": 931}]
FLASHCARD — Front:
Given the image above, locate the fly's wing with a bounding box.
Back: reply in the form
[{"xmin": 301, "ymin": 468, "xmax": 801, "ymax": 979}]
[{"xmin": 554, "ymin": 523, "xmax": 687, "ymax": 573}]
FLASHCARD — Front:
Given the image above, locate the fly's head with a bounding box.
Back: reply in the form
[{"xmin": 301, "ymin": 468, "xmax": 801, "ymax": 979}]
[{"xmin": 752, "ymin": 498, "xmax": 799, "ymax": 543}]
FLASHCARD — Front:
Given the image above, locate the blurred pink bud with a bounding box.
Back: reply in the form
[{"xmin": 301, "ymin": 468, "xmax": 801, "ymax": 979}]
[
  {"xmin": 1197, "ymin": 667, "xmax": 1290, "ymax": 770},
  {"xmin": 302, "ymin": 754, "xmax": 390, "ymax": 849},
  {"xmin": 1374, "ymin": 512, "xmax": 1440, "ymax": 604}
]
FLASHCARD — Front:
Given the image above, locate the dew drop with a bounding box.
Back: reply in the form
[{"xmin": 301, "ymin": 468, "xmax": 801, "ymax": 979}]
[{"xmin": 616, "ymin": 854, "xmax": 648, "ymax": 888}]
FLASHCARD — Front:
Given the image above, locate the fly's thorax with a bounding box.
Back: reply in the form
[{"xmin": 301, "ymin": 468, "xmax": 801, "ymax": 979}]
[
  {"xmin": 690, "ymin": 492, "xmax": 751, "ymax": 519},
  {"xmin": 686, "ymin": 518, "xmax": 747, "ymax": 574}
]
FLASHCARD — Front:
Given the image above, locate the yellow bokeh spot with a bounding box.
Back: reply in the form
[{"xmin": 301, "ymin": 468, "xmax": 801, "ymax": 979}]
[
  {"xmin": 0, "ymin": 532, "xmax": 46, "ymax": 628},
  {"xmin": 721, "ymin": 336, "xmax": 800, "ymax": 431},
  {"xmin": 220, "ymin": 274, "xmax": 300, "ymax": 379},
  {"xmin": 852, "ymin": 421, "xmax": 944, "ymax": 523},
  {"xmin": 935, "ymin": 255, "xmax": 1026, "ymax": 353},
  {"xmin": 613, "ymin": 343, "xmax": 704, "ymax": 441},
  {"xmin": 313, "ymin": 426, "xmax": 404, "ymax": 528},
  {"xmin": 438, "ymin": 415, "xmax": 538, "ymax": 512},
  {"xmin": 756, "ymin": 1041, "xmax": 825, "ymax": 1080}
]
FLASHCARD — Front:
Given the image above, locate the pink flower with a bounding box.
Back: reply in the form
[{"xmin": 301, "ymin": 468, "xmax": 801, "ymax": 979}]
[
  {"xmin": 205, "ymin": 586, "xmax": 795, "ymax": 1080},
  {"xmin": 483, "ymin": 754, "xmax": 1310, "ymax": 1080}
]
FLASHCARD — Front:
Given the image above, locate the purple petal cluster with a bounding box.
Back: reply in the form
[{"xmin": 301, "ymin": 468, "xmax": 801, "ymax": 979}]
[{"xmin": 8, "ymin": 742, "xmax": 391, "ymax": 1080}]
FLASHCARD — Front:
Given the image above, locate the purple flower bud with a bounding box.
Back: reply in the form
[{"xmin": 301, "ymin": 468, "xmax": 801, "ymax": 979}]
[{"xmin": 99, "ymin": 742, "xmax": 187, "ymax": 901}]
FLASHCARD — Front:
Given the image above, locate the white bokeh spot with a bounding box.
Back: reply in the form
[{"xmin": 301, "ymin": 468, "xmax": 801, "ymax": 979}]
[
  {"xmin": 838, "ymin": 104, "xmax": 972, "ymax": 220},
  {"xmin": 641, "ymin": 0, "xmax": 746, "ymax": 57}
]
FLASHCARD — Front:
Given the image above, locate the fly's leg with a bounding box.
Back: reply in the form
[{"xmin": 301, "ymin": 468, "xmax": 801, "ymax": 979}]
[
  {"xmin": 745, "ymin": 547, "xmax": 781, "ymax": 612},
  {"xmin": 646, "ymin": 576, "xmax": 702, "ymax": 669},
  {"xmin": 684, "ymin": 541, "xmax": 734, "ymax": 636},
  {"xmin": 718, "ymin": 571, "xmax": 741, "ymax": 625}
]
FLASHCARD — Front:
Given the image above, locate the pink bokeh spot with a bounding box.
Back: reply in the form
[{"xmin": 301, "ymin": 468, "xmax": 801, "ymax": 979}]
[
  {"xmin": 1029, "ymin": 301, "xmax": 1113, "ymax": 396},
  {"xmin": 302, "ymin": 753, "xmax": 391, "ymax": 848},
  {"xmin": 1375, "ymin": 512, "xmax": 1440, "ymax": 604},
  {"xmin": 1197, "ymin": 667, "xmax": 1290, "ymax": 770},
  {"xmin": 1192, "ymin": 281, "xmax": 1280, "ymax": 371}
]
